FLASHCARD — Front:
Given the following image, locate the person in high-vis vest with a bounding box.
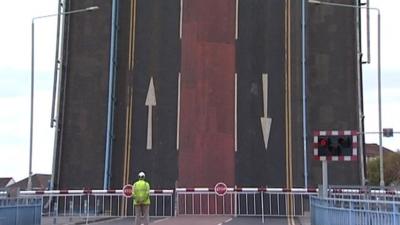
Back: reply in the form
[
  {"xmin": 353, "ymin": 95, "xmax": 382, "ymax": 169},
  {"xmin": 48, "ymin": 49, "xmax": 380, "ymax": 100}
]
[{"xmin": 133, "ymin": 171, "xmax": 150, "ymax": 225}]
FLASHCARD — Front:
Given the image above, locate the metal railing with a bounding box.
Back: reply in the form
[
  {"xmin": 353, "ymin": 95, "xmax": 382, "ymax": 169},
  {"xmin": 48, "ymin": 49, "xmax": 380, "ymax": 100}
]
[
  {"xmin": 8, "ymin": 186, "xmax": 399, "ymax": 224},
  {"xmin": 19, "ymin": 189, "xmax": 174, "ymax": 222},
  {"xmin": 0, "ymin": 198, "xmax": 42, "ymax": 225},
  {"xmin": 0, "ymin": 191, "xmax": 6, "ymax": 199},
  {"xmin": 327, "ymin": 186, "xmax": 400, "ymax": 204},
  {"xmin": 175, "ymin": 187, "xmax": 318, "ymax": 223},
  {"xmin": 311, "ymin": 196, "xmax": 400, "ymax": 225}
]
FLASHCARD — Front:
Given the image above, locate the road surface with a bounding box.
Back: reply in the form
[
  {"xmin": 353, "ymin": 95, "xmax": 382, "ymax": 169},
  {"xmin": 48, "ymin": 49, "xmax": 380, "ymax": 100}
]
[{"xmin": 76, "ymin": 216, "xmax": 310, "ymax": 225}]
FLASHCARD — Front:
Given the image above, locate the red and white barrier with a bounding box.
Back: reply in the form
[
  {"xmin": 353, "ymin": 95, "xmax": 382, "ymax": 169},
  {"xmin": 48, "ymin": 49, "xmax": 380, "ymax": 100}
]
[
  {"xmin": 19, "ymin": 189, "xmax": 173, "ymax": 195},
  {"xmin": 176, "ymin": 187, "xmax": 319, "ymax": 193},
  {"xmin": 175, "ymin": 187, "xmax": 400, "ymax": 195},
  {"xmin": 16, "ymin": 187, "xmax": 400, "ymax": 196}
]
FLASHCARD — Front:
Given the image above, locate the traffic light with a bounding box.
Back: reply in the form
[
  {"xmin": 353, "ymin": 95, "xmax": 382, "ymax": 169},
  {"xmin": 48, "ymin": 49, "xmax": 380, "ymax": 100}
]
[
  {"xmin": 383, "ymin": 128, "xmax": 393, "ymax": 137},
  {"xmin": 318, "ymin": 135, "xmax": 352, "ymax": 156},
  {"xmin": 313, "ymin": 130, "xmax": 358, "ymax": 161}
]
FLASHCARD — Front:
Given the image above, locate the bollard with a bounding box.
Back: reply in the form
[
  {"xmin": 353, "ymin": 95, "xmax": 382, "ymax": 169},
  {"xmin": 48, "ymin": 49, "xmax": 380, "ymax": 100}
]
[
  {"xmin": 85, "ymin": 197, "xmax": 89, "ymax": 225},
  {"xmin": 261, "ymin": 192, "xmax": 265, "ymax": 224},
  {"xmin": 53, "ymin": 201, "xmax": 58, "ymax": 225},
  {"xmin": 174, "ymin": 192, "xmax": 178, "ymax": 217},
  {"xmin": 96, "ymin": 197, "xmax": 100, "ymax": 216},
  {"xmin": 84, "ymin": 200, "xmax": 87, "ymax": 215},
  {"xmin": 69, "ymin": 200, "xmax": 73, "ymax": 222}
]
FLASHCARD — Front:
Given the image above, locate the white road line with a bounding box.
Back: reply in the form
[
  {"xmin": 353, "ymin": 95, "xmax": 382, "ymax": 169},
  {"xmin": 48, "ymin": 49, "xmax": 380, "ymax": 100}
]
[
  {"xmin": 180, "ymin": 0, "xmax": 183, "ymax": 39},
  {"xmin": 224, "ymin": 218, "xmax": 233, "ymax": 223},
  {"xmin": 177, "ymin": 72, "xmax": 181, "ymax": 151},
  {"xmin": 153, "ymin": 217, "xmax": 170, "ymax": 223},
  {"xmin": 234, "ymin": 73, "xmax": 237, "ymax": 152},
  {"xmin": 262, "ymin": 73, "xmax": 268, "ymax": 116},
  {"xmin": 90, "ymin": 218, "xmax": 124, "ymax": 224},
  {"xmin": 217, "ymin": 217, "xmax": 233, "ymax": 225},
  {"xmin": 235, "ymin": 0, "xmax": 239, "ymax": 39}
]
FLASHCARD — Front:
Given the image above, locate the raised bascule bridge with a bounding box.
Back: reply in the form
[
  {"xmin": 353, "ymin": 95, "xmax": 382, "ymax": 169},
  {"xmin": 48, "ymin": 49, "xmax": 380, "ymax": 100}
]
[{"xmin": 19, "ymin": 0, "xmax": 395, "ymax": 224}]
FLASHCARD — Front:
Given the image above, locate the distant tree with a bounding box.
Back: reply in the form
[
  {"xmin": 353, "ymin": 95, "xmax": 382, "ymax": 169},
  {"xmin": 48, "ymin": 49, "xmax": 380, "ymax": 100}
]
[
  {"xmin": 367, "ymin": 152, "xmax": 400, "ymax": 186},
  {"xmin": 367, "ymin": 158, "xmax": 380, "ymax": 186},
  {"xmin": 384, "ymin": 152, "xmax": 400, "ymax": 186}
]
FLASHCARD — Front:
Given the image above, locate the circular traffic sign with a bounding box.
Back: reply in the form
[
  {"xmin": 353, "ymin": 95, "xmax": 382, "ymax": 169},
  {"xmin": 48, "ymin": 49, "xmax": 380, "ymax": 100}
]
[
  {"xmin": 123, "ymin": 184, "xmax": 133, "ymax": 198},
  {"xmin": 214, "ymin": 182, "xmax": 228, "ymax": 196}
]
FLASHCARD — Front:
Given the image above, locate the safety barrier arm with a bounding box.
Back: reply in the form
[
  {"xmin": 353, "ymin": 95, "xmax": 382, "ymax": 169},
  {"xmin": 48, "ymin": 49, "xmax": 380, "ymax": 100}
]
[{"xmin": 19, "ymin": 189, "xmax": 174, "ymax": 196}]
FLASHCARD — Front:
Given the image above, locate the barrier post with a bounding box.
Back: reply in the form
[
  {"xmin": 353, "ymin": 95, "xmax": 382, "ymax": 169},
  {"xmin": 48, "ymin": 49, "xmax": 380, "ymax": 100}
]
[
  {"xmin": 84, "ymin": 197, "xmax": 89, "ymax": 224},
  {"xmin": 53, "ymin": 201, "xmax": 58, "ymax": 225},
  {"xmin": 174, "ymin": 190, "xmax": 178, "ymax": 216},
  {"xmin": 348, "ymin": 201, "xmax": 353, "ymax": 224},
  {"xmin": 261, "ymin": 191, "xmax": 265, "ymax": 223},
  {"xmin": 393, "ymin": 201, "xmax": 397, "ymax": 225},
  {"xmin": 322, "ymin": 160, "xmax": 328, "ymax": 198},
  {"xmin": 16, "ymin": 201, "xmax": 19, "ymax": 225},
  {"xmin": 234, "ymin": 186, "xmax": 237, "ymax": 218}
]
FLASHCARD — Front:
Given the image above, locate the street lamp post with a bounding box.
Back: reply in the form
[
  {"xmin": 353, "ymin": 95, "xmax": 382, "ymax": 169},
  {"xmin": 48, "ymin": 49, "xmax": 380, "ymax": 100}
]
[
  {"xmin": 308, "ymin": 0, "xmax": 383, "ymax": 186},
  {"xmin": 27, "ymin": 6, "xmax": 99, "ymax": 191}
]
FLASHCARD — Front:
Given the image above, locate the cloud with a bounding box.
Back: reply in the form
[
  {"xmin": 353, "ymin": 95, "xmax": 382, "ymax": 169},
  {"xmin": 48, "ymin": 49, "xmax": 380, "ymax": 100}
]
[
  {"xmin": 360, "ymin": 1, "xmax": 400, "ymax": 71},
  {"xmin": 0, "ymin": 0, "xmax": 58, "ymax": 72},
  {"xmin": 0, "ymin": 143, "xmax": 29, "ymax": 181},
  {"xmin": 363, "ymin": 66, "xmax": 400, "ymax": 151},
  {"xmin": 0, "ymin": 0, "xmax": 67, "ymax": 181},
  {"xmin": 0, "ymin": 89, "xmax": 54, "ymax": 180}
]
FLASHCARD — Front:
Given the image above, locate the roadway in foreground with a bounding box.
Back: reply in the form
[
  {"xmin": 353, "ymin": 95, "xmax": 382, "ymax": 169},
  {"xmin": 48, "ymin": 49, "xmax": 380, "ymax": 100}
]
[{"xmin": 84, "ymin": 216, "xmax": 310, "ymax": 225}]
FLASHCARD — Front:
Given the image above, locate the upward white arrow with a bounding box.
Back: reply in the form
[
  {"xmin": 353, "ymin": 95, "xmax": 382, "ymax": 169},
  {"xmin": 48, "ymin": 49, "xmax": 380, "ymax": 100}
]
[
  {"xmin": 145, "ymin": 77, "xmax": 156, "ymax": 150},
  {"xmin": 260, "ymin": 73, "xmax": 272, "ymax": 151}
]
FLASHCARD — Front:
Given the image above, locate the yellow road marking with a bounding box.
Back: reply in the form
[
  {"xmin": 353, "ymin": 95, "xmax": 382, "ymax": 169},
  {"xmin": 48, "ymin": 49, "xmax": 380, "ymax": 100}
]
[
  {"xmin": 288, "ymin": 0, "xmax": 294, "ymax": 222},
  {"xmin": 128, "ymin": 0, "xmax": 133, "ymax": 70},
  {"xmin": 128, "ymin": 0, "xmax": 137, "ymax": 70},
  {"xmin": 285, "ymin": 0, "xmax": 295, "ymax": 224},
  {"xmin": 122, "ymin": 86, "xmax": 132, "ymax": 216},
  {"xmin": 285, "ymin": 0, "xmax": 289, "ymax": 192},
  {"xmin": 123, "ymin": 89, "xmax": 130, "ymax": 185},
  {"xmin": 288, "ymin": 0, "xmax": 293, "ymax": 193},
  {"xmin": 127, "ymin": 87, "xmax": 134, "ymax": 214},
  {"xmin": 127, "ymin": 86, "xmax": 133, "ymax": 185},
  {"xmin": 122, "ymin": 86, "xmax": 134, "ymax": 216}
]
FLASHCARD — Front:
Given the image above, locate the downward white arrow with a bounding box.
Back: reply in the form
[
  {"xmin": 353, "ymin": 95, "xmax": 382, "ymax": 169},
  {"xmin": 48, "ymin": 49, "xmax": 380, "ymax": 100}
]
[
  {"xmin": 145, "ymin": 77, "xmax": 156, "ymax": 150},
  {"xmin": 260, "ymin": 73, "xmax": 272, "ymax": 150}
]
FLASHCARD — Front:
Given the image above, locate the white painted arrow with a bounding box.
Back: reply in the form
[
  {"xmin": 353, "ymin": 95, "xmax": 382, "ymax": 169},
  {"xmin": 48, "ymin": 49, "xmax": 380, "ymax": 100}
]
[
  {"xmin": 145, "ymin": 77, "xmax": 156, "ymax": 150},
  {"xmin": 260, "ymin": 73, "xmax": 272, "ymax": 150}
]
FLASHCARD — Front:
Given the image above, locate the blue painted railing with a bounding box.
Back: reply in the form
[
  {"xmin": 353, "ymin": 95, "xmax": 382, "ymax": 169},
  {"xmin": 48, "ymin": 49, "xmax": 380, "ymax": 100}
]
[
  {"xmin": 311, "ymin": 196, "xmax": 400, "ymax": 225},
  {"xmin": 0, "ymin": 198, "xmax": 42, "ymax": 225}
]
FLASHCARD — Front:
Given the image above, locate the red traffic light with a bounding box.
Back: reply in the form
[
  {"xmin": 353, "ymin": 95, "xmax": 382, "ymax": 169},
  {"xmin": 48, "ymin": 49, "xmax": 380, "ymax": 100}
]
[
  {"xmin": 313, "ymin": 130, "xmax": 358, "ymax": 161},
  {"xmin": 319, "ymin": 138, "xmax": 328, "ymax": 147}
]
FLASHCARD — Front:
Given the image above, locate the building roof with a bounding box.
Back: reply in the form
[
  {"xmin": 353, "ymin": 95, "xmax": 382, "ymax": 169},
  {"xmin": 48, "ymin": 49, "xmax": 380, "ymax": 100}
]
[
  {"xmin": 0, "ymin": 177, "xmax": 14, "ymax": 188},
  {"xmin": 7, "ymin": 174, "xmax": 51, "ymax": 191},
  {"xmin": 365, "ymin": 143, "xmax": 393, "ymax": 158}
]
